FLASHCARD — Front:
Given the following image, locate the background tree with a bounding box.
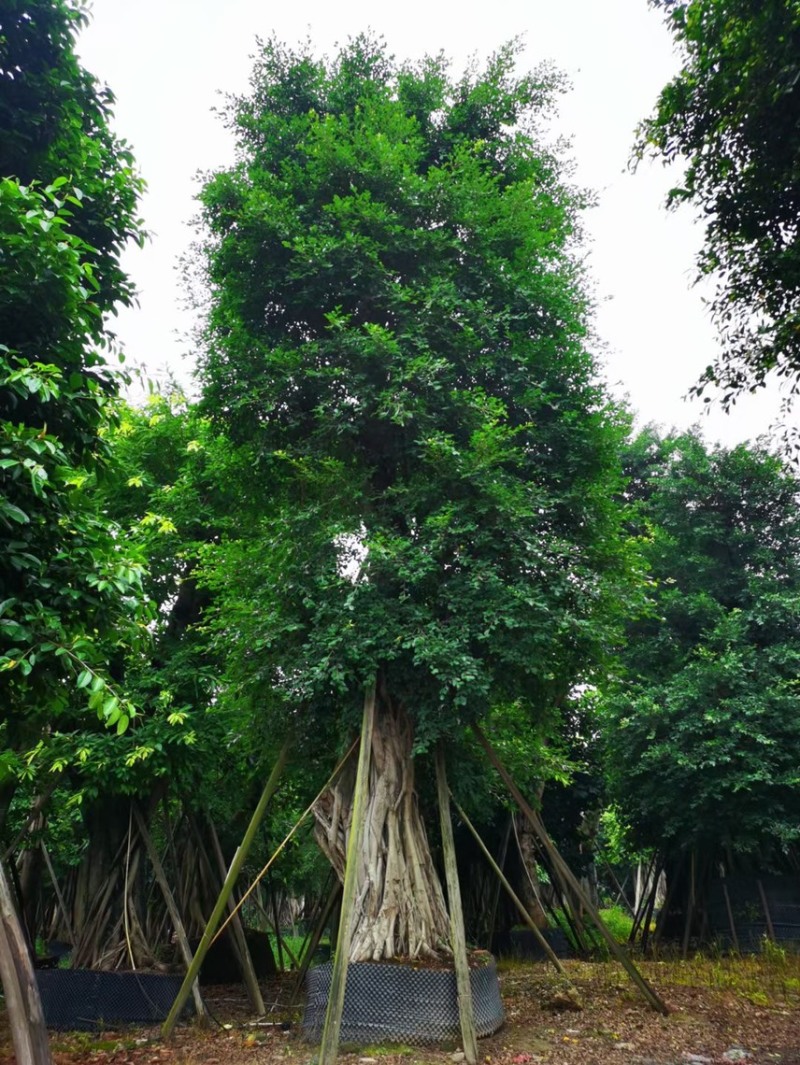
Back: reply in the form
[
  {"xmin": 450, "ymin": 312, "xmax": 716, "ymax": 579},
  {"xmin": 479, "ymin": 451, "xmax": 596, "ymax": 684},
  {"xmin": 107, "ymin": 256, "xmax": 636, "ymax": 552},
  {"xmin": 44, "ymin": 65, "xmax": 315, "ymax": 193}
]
[
  {"xmin": 194, "ymin": 35, "xmax": 631, "ymax": 963},
  {"xmin": 0, "ymin": 3, "xmax": 146, "ymax": 1059},
  {"xmin": 602, "ymin": 429, "xmax": 800, "ymax": 862},
  {"xmin": 1, "ymin": 0, "xmax": 147, "ymax": 770},
  {"xmin": 639, "ymin": 1, "xmax": 800, "ymax": 417}
]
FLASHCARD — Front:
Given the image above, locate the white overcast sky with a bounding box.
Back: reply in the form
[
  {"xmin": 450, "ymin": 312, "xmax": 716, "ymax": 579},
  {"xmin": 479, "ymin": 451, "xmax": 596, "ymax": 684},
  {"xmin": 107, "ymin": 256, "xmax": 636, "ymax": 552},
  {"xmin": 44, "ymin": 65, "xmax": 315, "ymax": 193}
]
[{"xmin": 76, "ymin": 0, "xmax": 793, "ymax": 448}]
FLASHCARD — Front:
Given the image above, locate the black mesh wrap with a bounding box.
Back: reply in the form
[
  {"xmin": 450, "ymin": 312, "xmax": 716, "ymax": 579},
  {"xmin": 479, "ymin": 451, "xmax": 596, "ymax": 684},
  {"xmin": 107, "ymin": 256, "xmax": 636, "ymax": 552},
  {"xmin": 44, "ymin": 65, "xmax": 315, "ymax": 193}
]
[
  {"xmin": 303, "ymin": 958, "xmax": 504, "ymax": 1045},
  {"xmin": 36, "ymin": 970, "xmax": 188, "ymax": 1031}
]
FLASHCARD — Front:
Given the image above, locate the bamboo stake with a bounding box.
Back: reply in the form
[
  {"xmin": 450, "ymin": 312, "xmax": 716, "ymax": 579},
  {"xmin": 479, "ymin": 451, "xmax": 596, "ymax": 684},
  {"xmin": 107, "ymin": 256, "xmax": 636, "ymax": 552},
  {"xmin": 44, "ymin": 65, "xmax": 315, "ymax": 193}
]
[
  {"xmin": 756, "ymin": 879, "xmax": 776, "ymax": 942},
  {"xmin": 133, "ymin": 808, "xmax": 207, "ymax": 1020},
  {"xmin": 435, "ymin": 748, "xmax": 478, "ymax": 1065},
  {"xmin": 39, "ymin": 842, "xmax": 76, "ymax": 946},
  {"xmin": 162, "ymin": 739, "xmax": 289, "ymax": 1038},
  {"xmin": 319, "ymin": 680, "xmax": 376, "ymax": 1065},
  {"xmin": 640, "ymin": 856, "xmax": 664, "ymax": 955},
  {"xmin": 652, "ymin": 851, "xmax": 684, "ymax": 951},
  {"xmin": 209, "ymin": 737, "xmax": 358, "ymax": 947},
  {"xmin": 290, "ymin": 878, "xmax": 342, "ymax": 1006},
  {"xmin": 123, "ymin": 805, "xmax": 137, "ymax": 970},
  {"xmin": 604, "ymin": 862, "xmax": 634, "ymax": 916},
  {"xmin": 513, "ymin": 815, "xmax": 590, "ymax": 956},
  {"xmin": 630, "ymin": 855, "xmax": 657, "ymax": 943},
  {"xmin": 451, "ymin": 796, "xmax": 569, "ymax": 978},
  {"xmin": 721, "ymin": 881, "xmax": 740, "ymax": 953},
  {"xmin": 485, "ymin": 815, "xmax": 512, "ymax": 950},
  {"xmin": 681, "ymin": 850, "xmax": 695, "ymax": 960},
  {"xmin": 268, "ymin": 871, "xmax": 286, "ymax": 972},
  {"xmin": 472, "ymin": 724, "xmax": 669, "ymax": 1016},
  {"xmin": 207, "ymin": 820, "xmax": 266, "ymax": 1014}
]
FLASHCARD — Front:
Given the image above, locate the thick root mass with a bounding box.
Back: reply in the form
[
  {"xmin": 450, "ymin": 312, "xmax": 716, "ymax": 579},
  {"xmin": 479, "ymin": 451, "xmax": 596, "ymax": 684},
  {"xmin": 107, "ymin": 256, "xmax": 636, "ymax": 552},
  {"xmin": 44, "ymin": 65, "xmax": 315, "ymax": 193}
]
[{"xmin": 313, "ymin": 693, "xmax": 451, "ymax": 962}]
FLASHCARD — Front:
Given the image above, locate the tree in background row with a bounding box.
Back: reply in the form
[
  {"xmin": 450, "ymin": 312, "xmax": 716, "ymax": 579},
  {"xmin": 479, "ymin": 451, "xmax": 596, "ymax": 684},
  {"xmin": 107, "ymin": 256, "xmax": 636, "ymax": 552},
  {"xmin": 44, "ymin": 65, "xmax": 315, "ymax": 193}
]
[
  {"xmin": 1, "ymin": 4, "xmax": 147, "ymax": 1059},
  {"xmin": 194, "ymin": 35, "xmax": 633, "ymax": 962},
  {"xmin": 1, "ymin": 0, "xmax": 149, "ymax": 779},
  {"xmin": 640, "ymin": 1, "xmax": 800, "ymax": 420},
  {"xmin": 602, "ymin": 429, "xmax": 800, "ymax": 863}
]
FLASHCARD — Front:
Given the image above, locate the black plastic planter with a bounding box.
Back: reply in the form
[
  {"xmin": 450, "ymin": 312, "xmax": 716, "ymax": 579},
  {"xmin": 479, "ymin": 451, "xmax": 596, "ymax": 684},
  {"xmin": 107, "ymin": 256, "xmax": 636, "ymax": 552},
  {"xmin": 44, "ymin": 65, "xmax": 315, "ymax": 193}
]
[
  {"xmin": 36, "ymin": 969, "xmax": 188, "ymax": 1031},
  {"xmin": 303, "ymin": 958, "xmax": 504, "ymax": 1046}
]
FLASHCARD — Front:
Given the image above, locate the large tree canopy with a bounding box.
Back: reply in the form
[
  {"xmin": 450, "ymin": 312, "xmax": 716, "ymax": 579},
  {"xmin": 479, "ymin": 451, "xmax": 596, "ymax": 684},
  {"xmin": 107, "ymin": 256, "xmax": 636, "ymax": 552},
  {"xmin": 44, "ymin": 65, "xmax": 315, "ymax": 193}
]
[
  {"xmin": 195, "ymin": 36, "xmax": 631, "ymax": 961},
  {"xmin": 639, "ymin": 0, "xmax": 800, "ymax": 412}
]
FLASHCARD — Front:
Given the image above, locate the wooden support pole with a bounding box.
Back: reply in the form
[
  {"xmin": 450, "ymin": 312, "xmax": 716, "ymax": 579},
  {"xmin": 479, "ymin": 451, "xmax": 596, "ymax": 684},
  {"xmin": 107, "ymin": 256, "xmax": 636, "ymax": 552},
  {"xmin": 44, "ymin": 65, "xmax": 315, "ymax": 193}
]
[
  {"xmin": 40, "ymin": 842, "xmax": 76, "ymax": 946},
  {"xmin": 605, "ymin": 862, "xmax": 634, "ymax": 916},
  {"xmin": 207, "ymin": 821, "xmax": 266, "ymax": 1014},
  {"xmin": 630, "ymin": 856, "xmax": 654, "ymax": 942},
  {"xmin": 290, "ymin": 879, "xmax": 342, "ymax": 1007},
  {"xmin": 512, "ymin": 815, "xmax": 589, "ymax": 956},
  {"xmin": 451, "ymin": 796, "xmax": 569, "ymax": 979},
  {"xmin": 472, "ymin": 724, "xmax": 670, "ymax": 1017},
  {"xmin": 319, "ymin": 680, "xmax": 376, "ymax": 1065},
  {"xmin": 0, "ymin": 859, "xmax": 53, "ymax": 1065},
  {"xmin": 435, "ymin": 748, "xmax": 478, "ymax": 1065},
  {"xmin": 485, "ymin": 815, "xmax": 511, "ymax": 949},
  {"xmin": 756, "ymin": 879, "xmax": 776, "ymax": 942},
  {"xmin": 681, "ymin": 850, "xmax": 696, "ymax": 960},
  {"xmin": 652, "ymin": 851, "xmax": 684, "ymax": 951},
  {"xmin": 721, "ymin": 881, "xmax": 740, "ymax": 953},
  {"xmin": 268, "ymin": 872, "xmax": 286, "ymax": 972},
  {"xmin": 161, "ymin": 739, "xmax": 289, "ymax": 1038},
  {"xmin": 640, "ymin": 857, "xmax": 664, "ymax": 955},
  {"xmin": 133, "ymin": 808, "xmax": 207, "ymax": 1021}
]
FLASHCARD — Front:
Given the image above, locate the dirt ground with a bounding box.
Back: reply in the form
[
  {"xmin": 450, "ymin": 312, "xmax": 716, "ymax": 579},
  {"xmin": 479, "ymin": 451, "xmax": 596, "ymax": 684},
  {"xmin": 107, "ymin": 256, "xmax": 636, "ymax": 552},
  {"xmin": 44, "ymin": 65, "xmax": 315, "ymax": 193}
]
[{"xmin": 2, "ymin": 957, "xmax": 800, "ymax": 1065}]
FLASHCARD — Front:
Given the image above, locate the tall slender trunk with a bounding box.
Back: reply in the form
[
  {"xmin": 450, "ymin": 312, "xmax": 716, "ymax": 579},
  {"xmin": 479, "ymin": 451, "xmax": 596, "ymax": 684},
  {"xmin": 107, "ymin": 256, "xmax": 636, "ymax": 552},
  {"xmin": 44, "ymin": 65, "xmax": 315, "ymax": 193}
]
[
  {"xmin": 0, "ymin": 859, "xmax": 53, "ymax": 1065},
  {"xmin": 313, "ymin": 690, "xmax": 450, "ymax": 961}
]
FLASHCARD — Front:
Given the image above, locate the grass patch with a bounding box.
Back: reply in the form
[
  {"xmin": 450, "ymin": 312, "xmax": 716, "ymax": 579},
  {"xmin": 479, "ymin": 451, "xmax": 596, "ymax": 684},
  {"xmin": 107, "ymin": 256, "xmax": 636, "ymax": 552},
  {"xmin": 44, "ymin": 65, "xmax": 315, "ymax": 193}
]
[
  {"xmin": 267, "ymin": 933, "xmax": 307, "ymax": 968},
  {"xmin": 358, "ymin": 1044, "xmax": 416, "ymax": 1056},
  {"xmin": 597, "ymin": 904, "xmax": 635, "ymax": 944},
  {"xmin": 642, "ymin": 948, "xmax": 800, "ymax": 1008}
]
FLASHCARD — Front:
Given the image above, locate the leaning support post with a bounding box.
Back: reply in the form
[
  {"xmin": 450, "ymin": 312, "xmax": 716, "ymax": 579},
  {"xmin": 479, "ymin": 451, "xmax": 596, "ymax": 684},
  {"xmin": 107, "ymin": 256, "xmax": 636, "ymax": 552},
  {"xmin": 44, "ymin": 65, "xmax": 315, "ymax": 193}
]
[
  {"xmin": 161, "ymin": 739, "xmax": 290, "ymax": 1038},
  {"xmin": 681, "ymin": 850, "xmax": 696, "ymax": 960},
  {"xmin": 721, "ymin": 881, "xmax": 740, "ymax": 953},
  {"xmin": 435, "ymin": 747, "xmax": 478, "ymax": 1065},
  {"xmin": 290, "ymin": 878, "xmax": 342, "ymax": 1006},
  {"xmin": 485, "ymin": 815, "xmax": 512, "ymax": 950},
  {"xmin": 207, "ymin": 820, "xmax": 266, "ymax": 1014},
  {"xmin": 40, "ymin": 841, "xmax": 76, "ymax": 946},
  {"xmin": 756, "ymin": 879, "xmax": 776, "ymax": 942},
  {"xmin": 472, "ymin": 724, "xmax": 670, "ymax": 1017},
  {"xmin": 134, "ymin": 808, "xmax": 207, "ymax": 1021},
  {"xmin": 319, "ymin": 679, "xmax": 376, "ymax": 1065},
  {"xmin": 451, "ymin": 796, "xmax": 569, "ymax": 979}
]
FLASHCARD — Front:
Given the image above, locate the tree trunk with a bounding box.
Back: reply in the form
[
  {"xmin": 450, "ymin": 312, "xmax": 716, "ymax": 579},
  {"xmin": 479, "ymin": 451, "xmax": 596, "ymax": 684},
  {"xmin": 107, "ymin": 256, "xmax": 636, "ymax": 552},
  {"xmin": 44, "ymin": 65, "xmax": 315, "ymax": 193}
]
[
  {"xmin": 313, "ymin": 691, "xmax": 450, "ymax": 961},
  {"xmin": 18, "ymin": 813, "xmax": 46, "ymax": 948},
  {"xmin": 514, "ymin": 813, "xmax": 549, "ymax": 929},
  {"xmin": 0, "ymin": 859, "xmax": 53, "ymax": 1065}
]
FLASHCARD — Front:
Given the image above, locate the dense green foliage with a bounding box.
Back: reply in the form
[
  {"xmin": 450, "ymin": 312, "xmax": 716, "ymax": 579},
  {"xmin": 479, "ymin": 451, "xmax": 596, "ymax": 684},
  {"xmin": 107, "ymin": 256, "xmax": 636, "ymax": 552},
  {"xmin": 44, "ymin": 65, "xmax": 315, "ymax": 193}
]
[
  {"xmin": 195, "ymin": 36, "xmax": 631, "ymax": 746},
  {"xmin": 640, "ymin": 0, "xmax": 800, "ymax": 409},
  {"xmin": 0, "ymin": 0, "xmax": 147, "ymax": 780},
  {"xmin": 10, "ymin": 5, "xmax": 800, "ymax": 966},
  {"xmin": 603, "ymin": 430, "xmax": 800, "ymax": 855}
]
